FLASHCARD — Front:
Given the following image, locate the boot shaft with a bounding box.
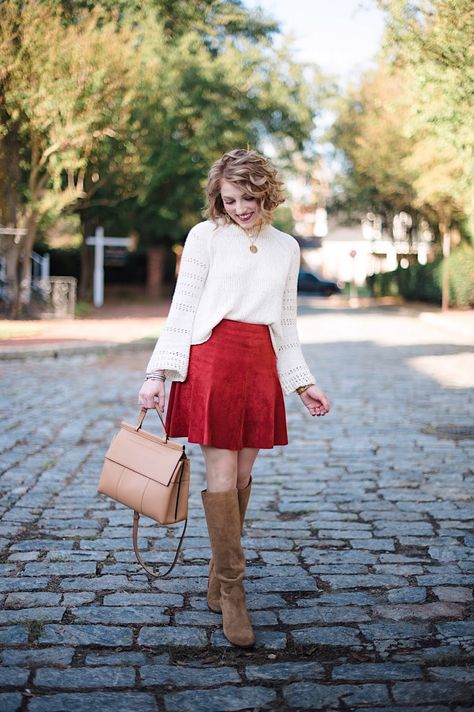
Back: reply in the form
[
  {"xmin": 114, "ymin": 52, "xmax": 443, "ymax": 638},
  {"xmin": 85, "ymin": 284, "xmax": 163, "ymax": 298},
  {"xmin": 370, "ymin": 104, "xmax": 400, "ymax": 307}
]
[{"xmin": 201, "ymin": 488, "xmax": 245, "ymax": 584}]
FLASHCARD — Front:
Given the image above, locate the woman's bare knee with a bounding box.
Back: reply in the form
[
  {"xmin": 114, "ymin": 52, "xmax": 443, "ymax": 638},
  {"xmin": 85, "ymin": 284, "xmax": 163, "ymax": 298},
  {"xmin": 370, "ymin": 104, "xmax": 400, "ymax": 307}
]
[{"xmin": 201, "ymin": 445, "xmax": 238, "ymax": 492}]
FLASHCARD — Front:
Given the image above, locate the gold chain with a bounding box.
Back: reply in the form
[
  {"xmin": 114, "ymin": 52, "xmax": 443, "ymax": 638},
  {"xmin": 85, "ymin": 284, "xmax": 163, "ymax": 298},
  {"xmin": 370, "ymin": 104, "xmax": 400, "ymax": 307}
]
[{"xmin": 243, "ymin": 224, "xmax": 261, "ymax": 253}]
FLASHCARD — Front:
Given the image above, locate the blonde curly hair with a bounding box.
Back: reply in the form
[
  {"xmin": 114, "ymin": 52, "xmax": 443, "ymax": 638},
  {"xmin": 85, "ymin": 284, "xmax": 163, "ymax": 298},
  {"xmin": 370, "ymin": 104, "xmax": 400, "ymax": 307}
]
[{"xmin": 205, "ymin": 149, "xmax": 285, "ymax": 225}]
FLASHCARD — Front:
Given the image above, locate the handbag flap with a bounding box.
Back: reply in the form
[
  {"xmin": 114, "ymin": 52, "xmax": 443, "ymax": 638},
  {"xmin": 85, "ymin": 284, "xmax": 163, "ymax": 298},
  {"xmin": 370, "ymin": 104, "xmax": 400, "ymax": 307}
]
[{"xmin": 105, "ymin": 424, "xmax": 185, "ymax": 487}]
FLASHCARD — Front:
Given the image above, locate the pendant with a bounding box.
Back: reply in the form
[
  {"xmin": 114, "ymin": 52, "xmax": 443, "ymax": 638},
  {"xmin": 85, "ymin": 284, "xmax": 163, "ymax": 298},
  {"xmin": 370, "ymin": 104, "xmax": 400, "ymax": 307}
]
[{"xmin": 249, "ymin": 244, "xmax": 258, "ymax": 253}]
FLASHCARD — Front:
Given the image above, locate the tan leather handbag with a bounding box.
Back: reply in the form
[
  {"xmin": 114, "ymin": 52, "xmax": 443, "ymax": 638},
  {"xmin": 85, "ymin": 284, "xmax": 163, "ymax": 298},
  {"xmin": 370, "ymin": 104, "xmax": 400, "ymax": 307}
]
[{"xmin": 97, "ymin": 405, "xmax": 190, "ymax": 578}]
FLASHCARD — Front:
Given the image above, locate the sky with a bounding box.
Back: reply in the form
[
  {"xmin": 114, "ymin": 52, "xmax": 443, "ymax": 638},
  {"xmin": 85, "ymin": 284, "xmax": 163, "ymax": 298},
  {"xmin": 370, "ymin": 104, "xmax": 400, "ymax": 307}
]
[{"xmin": 244, "ymin": 0, "xmax": 386, "ymax": 81}]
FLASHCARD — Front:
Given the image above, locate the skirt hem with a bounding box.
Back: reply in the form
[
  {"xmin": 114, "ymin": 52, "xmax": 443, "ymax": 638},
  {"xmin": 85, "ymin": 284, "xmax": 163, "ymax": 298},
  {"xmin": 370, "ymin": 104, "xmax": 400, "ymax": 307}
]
[{"xmin": 167, "ymin": 430, "xmax": 289, "ymax": 451}]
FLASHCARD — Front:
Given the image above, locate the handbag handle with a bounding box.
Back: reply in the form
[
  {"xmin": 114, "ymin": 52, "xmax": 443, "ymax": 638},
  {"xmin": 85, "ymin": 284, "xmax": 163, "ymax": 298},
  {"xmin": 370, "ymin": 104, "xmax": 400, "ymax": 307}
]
[
  {"xmin": 133, "ymin": 512, "xmax": 187, "ymax": 578},
  {"xmin": 136, "ymin": 405, "xmax": 168, "ymax": 442}
]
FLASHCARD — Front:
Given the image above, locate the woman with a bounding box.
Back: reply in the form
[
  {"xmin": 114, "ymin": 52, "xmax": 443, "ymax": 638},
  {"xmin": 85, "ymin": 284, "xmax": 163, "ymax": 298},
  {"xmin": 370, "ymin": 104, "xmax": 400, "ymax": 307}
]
[{"xmin": 138, "ymin": 148, "xmax": 330, "ymax": 648}]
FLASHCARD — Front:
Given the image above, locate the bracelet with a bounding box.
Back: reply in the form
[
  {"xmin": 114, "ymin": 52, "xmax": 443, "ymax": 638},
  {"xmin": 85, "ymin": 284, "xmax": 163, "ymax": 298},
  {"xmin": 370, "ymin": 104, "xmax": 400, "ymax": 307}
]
[
  {"xmin": 145, "ymin": 372, "xmax": 166, "ymax": 382},
  {"xmin": 295, "ymin": 383, "xmax": 314, "ymax": 395}
]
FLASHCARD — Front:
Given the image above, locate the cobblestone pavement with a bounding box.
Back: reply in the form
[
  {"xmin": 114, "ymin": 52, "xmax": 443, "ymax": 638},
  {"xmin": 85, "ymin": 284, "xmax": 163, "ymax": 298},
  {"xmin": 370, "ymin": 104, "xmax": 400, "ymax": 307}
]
[{"xmin": 0, "ymin": 302, "xmax": 473, "ymax": 712}]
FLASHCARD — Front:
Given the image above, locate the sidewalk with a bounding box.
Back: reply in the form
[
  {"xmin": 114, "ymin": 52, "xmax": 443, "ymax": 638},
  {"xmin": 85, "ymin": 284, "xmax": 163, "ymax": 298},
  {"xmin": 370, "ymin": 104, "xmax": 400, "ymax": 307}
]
[
  {"xmin": 0, "ymin": 298, "xmax": 473, "ymax": 359},
  {"xmin": 0, "ymin": 303, "xmax": 169, "ymax": 360}
]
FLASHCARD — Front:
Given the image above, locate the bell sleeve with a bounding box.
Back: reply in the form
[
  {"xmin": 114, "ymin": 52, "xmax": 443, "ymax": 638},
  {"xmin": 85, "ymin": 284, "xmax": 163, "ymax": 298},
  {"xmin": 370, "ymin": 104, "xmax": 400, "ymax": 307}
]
[
  {"xmin": 274, "ymin": 241, "xmax": 316, "ymax": 394},
  {"xmin": 145, "ymin": 223, "xmax": 210, "ymax": 381}
]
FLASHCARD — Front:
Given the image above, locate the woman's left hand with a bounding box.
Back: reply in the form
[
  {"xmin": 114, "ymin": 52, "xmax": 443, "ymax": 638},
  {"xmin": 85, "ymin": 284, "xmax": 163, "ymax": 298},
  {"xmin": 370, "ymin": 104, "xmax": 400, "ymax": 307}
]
[{"xmin": 299, "ymin": 385, "xmax": 331, "ymax": 417}]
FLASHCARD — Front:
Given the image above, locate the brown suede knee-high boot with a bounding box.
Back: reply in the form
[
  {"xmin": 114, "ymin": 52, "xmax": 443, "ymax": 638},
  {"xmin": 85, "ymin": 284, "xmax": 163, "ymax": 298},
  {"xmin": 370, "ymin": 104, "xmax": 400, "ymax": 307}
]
[
  {"xmin": 201, "ymin": 488, "xmax": 255, "ymax": 648},
  {"xmin": 207, "ymin": 477, "xmax": 252, "ymax": 613}
]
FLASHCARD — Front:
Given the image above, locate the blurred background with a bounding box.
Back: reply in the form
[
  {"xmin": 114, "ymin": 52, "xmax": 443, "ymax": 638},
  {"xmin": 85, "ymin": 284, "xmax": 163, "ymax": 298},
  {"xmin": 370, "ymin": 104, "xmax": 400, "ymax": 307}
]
[{"xmin": 0, "ymin": 0, "xmax": 473, "ymax": 319}]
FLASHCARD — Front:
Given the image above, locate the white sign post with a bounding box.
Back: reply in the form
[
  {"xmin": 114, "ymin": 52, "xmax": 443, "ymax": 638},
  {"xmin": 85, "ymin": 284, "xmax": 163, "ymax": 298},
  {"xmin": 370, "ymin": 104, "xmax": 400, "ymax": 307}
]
[{"xmin": 86, "ymin": 227, "xmax": 131, "ymax": 307}]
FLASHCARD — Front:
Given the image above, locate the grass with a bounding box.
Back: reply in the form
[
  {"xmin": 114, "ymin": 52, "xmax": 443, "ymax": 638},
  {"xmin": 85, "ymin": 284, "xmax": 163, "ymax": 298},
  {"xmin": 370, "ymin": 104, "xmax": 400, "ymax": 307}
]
[{"xmin": 74, "ymin": 301, "xmax": 92, "ymax": 318}]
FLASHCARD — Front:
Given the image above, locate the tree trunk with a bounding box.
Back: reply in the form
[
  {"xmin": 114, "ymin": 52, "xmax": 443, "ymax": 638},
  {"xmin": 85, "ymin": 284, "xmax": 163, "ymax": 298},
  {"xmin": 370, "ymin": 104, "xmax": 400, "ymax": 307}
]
[
  {"xmin": 0, "ymin": 119, "xmax": 21, "ymax": 225},
  {"xmin": 147, "ymin": 246, "xmax": 166, "ymax": 299},
  {"xmin": 0, "ymin": 116, "xmax": 23, "ymax": 316},
  {"xmin": 4, "ymin": 240, "xmax": 22, "ymax": 318},
  {"xmin": 9, "ymin": 130, "xmax": 43, "ymax": 317},
  {"xmin": 17, "ymin": 214, "xmax": 38, "ymax": 310}
]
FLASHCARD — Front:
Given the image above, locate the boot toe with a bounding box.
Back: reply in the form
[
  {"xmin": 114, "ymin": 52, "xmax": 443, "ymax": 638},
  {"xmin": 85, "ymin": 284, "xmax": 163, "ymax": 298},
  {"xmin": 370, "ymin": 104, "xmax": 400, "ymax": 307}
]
[{"xmin": 220, "ymin": 589, "xmax": 255, "ymax": 647}]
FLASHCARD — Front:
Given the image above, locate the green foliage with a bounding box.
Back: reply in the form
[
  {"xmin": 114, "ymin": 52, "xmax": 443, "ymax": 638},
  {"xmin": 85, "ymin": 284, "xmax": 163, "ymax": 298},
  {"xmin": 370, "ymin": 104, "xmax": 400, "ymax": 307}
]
[
  {"xmin": 379, "ymin": 0, "xmax": 474, "ymax": 160},
  {"xmin": 272, "ymin": 206, "xmax": 295, "ymax": 234},
  {"xmin": 0, "ymin": 0, "xmax": 139, "ymax": 217},
  {"xmin": 0, "ymin": 0, "xmax": 144, "ymax": 313},
  {"xmin": 130, "ymin": 23, "xmax": 321, "ymax": 241},
  {"xmin": 379, "ymin": 0, "xmax": 474, "ymax": 228},
  {"xmin": 153, "ymin": 0, "xmax": 279, "ymax": 42},
  {"xmin": 447, "ymin": 244, "xmax": 474, "ymax": 307},
  {"xmin": 329, "ymin": 62, "xmax": 418, "ymax": 223},
  {"xmin": 332, "ymin": 0, "xmax": 474, "ymax": 239},
  {"xmin": 367, "ymin": 262, "xmax": 441, "ymax": 303},
  {"xmin": 367, "ymin": 244, "xmax": 474, "ymax": 306},
  {"xmin": 74, "ymin": 301, "xmax": 92, "ymax": 318},
  {"xmin": 0, "ymin": 0, "xmax": 323, "ymax": 308}
]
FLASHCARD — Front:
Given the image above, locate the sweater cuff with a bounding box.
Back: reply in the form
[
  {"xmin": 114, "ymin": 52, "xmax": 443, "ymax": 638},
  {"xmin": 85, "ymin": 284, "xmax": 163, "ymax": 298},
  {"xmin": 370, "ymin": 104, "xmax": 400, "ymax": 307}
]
[
  {"xmin": 279, "ymin": 365, "xmax": 316, "ymax": 395},
  {"xmin": 146, "ymin": 350, "xmax": 189, "ymax": 382}
]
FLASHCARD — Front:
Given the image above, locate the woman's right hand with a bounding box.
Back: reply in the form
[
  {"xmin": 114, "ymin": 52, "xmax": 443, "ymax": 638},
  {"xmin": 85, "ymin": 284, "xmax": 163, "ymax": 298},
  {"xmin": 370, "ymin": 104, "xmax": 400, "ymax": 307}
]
[{"xmin": 138, "ymin": 380, "xmax": 166, "ymax": 413}]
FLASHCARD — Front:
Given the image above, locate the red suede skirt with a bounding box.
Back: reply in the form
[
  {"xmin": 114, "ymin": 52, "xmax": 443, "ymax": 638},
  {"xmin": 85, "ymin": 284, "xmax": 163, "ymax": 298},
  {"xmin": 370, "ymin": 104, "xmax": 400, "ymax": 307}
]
[{"xmin": 165, "ymin": 319, "xmax": 288, "ymax": 450}]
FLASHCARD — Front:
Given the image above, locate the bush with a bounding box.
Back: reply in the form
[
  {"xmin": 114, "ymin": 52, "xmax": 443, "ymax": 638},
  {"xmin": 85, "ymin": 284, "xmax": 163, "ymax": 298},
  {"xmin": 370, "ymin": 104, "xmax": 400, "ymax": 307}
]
[
  {"xmin": 448, "ymin": 244, "xmax": 474, "ymax": 307},
  {"xmin": 366, "ymin": 244, "xmax": 474, "ymax": 307}
]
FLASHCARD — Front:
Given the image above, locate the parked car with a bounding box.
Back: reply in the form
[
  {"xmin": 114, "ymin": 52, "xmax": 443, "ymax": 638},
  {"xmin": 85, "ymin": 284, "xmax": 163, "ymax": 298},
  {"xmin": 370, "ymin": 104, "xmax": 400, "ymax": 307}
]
[{"xmin": 297, "ymin": 270, "xmax": 342, "ymax": 296}]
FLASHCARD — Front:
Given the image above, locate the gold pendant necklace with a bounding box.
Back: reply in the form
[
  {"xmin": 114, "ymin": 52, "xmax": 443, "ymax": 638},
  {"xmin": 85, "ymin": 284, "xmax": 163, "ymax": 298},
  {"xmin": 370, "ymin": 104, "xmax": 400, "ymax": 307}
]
[{"xmin": 244, "ymin": 225, "xmax": 261, "ymax": 253}]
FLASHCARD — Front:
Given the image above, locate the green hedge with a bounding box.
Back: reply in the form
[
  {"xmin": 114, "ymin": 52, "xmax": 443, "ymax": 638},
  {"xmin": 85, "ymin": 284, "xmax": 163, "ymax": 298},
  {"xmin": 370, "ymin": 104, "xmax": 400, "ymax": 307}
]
[
  {"xmin": 448, "ymin": 244, "xmax": 474, "ymax": 307},
  {"xmin": 366, "ymin": 244, "xmax": 474, "ymax": 308}
]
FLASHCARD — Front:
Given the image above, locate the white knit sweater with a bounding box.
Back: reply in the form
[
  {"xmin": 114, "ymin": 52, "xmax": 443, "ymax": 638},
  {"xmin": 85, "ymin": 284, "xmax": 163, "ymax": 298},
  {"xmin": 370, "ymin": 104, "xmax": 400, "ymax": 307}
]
[{"xmin": 146, "ymin": 219, "xmax": 315, "ymax": 394}]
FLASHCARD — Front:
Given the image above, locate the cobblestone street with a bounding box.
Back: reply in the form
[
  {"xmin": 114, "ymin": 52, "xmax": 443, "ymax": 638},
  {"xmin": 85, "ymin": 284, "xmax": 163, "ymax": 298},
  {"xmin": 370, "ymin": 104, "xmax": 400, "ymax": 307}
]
[{"xmin": 1, "ymin": 301, "xmax": 473, "ymax": 712}]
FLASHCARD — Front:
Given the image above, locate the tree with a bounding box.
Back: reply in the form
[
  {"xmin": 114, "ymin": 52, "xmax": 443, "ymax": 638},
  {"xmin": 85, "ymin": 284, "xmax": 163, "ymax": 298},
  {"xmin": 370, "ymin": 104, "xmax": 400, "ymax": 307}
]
[
  {"xmin": 376, "ymin": 0, "xmax": 474, "ymax": 307},
  {"xmin": 70, "ymin": 0, "xmax": 322, "ymax": 295},
  {"xmin": 329, "ymin": 62, "xmax": 419, "ymax": 230},
  {"xmin": 331, "ymin": 1, "xmax": 473, "ymax": 243},
  {"xmin": 128, "ymin": 25, "xmax": 321, "ymax": 242},
  {"xmin": 377, "ymin": 0, "xmax": 474, "ymax": 236},
  {"xmin": 0, "ymin": 0, "xmax": 139, "ymax": 314},
  {"xmin": 1, "ymin": 0, "xmax": 324, "ymax": 311}
]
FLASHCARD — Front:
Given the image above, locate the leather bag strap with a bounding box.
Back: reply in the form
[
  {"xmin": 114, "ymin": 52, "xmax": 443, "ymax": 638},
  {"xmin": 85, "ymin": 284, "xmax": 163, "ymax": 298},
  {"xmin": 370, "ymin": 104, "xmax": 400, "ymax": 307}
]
[
  {"xmin": 136, "ymin": 405, "xmax": 168, "ymax": 442},
  {"xmin": 131, "ymin": 408, "xmax": 188, "ymax": 577},
  {"xmin": 132, "ymin": 511, "xmax": 187, "ymax": 578}
]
